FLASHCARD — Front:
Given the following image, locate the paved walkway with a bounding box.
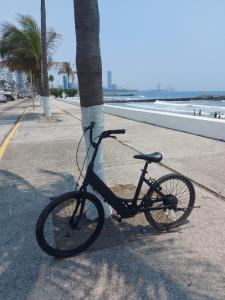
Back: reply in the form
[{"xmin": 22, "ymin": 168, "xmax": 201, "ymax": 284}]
[{"xmin": 0, "ymin": 99, "xmax": 225, "ymax": 300}]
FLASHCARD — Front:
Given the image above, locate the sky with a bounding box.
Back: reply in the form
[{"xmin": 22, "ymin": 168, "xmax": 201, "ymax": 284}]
[{"xmin": 0, "ymin": 0, "xmax": 225, "ymax": 91}]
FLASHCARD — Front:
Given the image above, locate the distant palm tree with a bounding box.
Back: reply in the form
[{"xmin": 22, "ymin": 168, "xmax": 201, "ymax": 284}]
[
  {"xmin": 0, "ymin": 15, "xmax": 60, "ymax": 96},
  {"xmin": 48, "ymin": 74, "xmax": 54, "ymax": 88},
  {"xmin": 58, "ymin": 62, "xmax": 76, "ymax": 88},
  {"xmin": 74, "ymin": 0, "xmax": 112, "ymax": 218}
]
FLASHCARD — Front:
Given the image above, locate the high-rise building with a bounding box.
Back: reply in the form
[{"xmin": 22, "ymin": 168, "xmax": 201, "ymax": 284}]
[
  {"xmin": 107, "ymin": 70, "xmax": 112, "ymax": 90},
  {"xmin": 15, "ymin": 71, "xmax": 28, "ymax": 91},
  {"xmin": 0, "ymin": 66, "xmax": 17, "ymax": 89},
  {"xmin": 0, "ymin": 66, "xmax": 12, "ymax": 83},
  {"xmin": 157, "ymin": 82, "xmax": 161, "ymax": 91},
  {"xmin": 16, "ymin": 71, "xmax": 23, "ymax": 88}
]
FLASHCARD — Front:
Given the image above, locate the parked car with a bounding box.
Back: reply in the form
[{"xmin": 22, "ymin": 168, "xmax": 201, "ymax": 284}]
[
  {"xmin": 0, "ymin": 92, "xmax": 7, "ymax": 103},
  {"xmin": 17, "ymin": 94, "xmax": 24, "ymax": 99},
  {"xmin": 4, "ymin": 90, "xmax": 16, "ymax": 101},
  {"xmin": 27, "ymin": 93, "xmax": 33, "ymax": 98}
]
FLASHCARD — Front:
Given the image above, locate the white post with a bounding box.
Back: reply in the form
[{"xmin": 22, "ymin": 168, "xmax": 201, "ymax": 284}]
[
  {"xmin": 81, "ymin": 104, "xmax": 112, "ymax": 220},
  {"xmin": 42, "ymin": 96, "xmax": 52, "ymax": 117}
]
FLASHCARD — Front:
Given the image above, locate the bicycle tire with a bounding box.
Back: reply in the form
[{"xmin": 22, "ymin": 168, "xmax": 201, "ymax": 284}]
[
  {"xmin": 144, "ymin": 174, "xmax": 195, "ymax": 231},
  {"xmin": 36, "ymin": 191, "xmax": 104, "ymax": 258}
]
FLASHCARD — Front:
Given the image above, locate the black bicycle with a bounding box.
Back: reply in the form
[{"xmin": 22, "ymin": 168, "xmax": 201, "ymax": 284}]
[{"xmin": 36, "ymin": 122, "xmax": 196, "ymax": 258}]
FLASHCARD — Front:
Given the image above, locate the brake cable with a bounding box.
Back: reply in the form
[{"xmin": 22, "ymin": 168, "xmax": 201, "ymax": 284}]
[{"xmin": 75, "ymin": 129, "xmax": 100, "ymax": 190}]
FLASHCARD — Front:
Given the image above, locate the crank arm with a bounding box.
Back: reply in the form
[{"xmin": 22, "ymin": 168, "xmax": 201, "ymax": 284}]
[
  {"xmin": 176, "ymin": 205, "xmax": 201, "ymax": 212},
  {"xmin": 143, "ymin": 205, "xmax": 201, "ymax": 212}
]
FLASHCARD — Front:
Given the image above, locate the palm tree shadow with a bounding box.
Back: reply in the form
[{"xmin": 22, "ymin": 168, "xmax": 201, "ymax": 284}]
[
  {"xmin": 0, "ymin": 169, "xmax": 44, "ymax": 299},
  {"xmin": 0, "ymin": 168, "xmax": 75, "ymax": 299},
  {"xmin": 1, "ymin": 169, "xmax": 224, "ymax": 300},
  {"xmin": 49, "ymin": 224, "xmax": 225, "ymax": 300},
  {"xmin": 38, "ymin": 173, "xmax": 224, "ymax": 299}
]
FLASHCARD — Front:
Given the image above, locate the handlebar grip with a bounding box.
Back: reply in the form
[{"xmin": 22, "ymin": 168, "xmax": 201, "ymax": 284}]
[{"xmin": 108, "ymin": 129, "xmax": 126, "ymax": 135}]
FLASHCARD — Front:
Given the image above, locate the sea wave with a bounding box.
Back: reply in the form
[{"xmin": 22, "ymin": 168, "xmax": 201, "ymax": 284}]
[
  {"xmin": 127, "ymin": 105, "xmax": 210, "ymax": 115},
  {"xmin": 154, "ymin": 100, "xmax": 189, "ymax": 106},
  {"xmin": 126, "ymin": 100, "xmax": 225, "ymax": 117},
  {"xmin": 154, "ymin": 100, "xmax": 225, "ymax": 110}
]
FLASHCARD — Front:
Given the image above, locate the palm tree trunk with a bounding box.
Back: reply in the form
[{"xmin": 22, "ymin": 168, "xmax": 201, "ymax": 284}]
[
  {"xmin": 36, "ymin": 74, "xmax": 43, "ymax": 106},
  {"xmin": 74, "ymin": 0, "xmax": 112, "ymax": 219},
  {"xmin": 41, "ymin": 0, "xmax": 51, "ymax": 117}
]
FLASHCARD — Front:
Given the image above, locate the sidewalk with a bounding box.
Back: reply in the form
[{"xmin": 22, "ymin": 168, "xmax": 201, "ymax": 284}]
[{"xmin": 0, "ymin": 99, "xmax": 225, "ymax": 300}]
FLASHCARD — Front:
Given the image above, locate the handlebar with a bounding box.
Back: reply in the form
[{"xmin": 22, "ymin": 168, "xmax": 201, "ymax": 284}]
[
  {"xmin": 86, "ymin": 122, "xmax": 126, "ymax": 147},
  {"xmin": 101, "ymin": 129, "xmax": 126, "ymax": 139},
  {"xmin": 105, "ymin": 129, "xmax": 126, "ymax": 135}
]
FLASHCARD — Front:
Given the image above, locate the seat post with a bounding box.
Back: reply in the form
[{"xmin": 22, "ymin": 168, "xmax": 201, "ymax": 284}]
[
  {"xmin": 134, "ymin": 161, "xmax": 149, "ymax": 200},
  {"xmin": 143, "ymin": 161, "xmax": 149, "ymax": 173}
]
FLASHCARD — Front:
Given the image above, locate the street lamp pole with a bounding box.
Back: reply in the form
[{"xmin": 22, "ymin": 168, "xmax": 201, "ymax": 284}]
[{"xmin": 30, "ymin": 69, "xmax": 35, "ymax": 110}]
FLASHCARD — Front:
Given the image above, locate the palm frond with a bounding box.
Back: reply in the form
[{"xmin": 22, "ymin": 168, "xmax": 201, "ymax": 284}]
[
  {"xmin": 47, "ymin": 28, "xmax": 61, "ymax": 54},
  {"xmin": 0, "ymin": 14, "xmax": 60, "ymax": 87}
]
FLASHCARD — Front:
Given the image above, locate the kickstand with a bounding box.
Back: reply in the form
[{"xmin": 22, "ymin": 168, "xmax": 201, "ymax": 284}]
[{"xmin": 112, "ymin": 214, "xmax": 122, "ymax": 223}]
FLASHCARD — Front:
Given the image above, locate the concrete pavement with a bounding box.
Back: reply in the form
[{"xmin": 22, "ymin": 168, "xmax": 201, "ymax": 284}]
[{"xmin": 0, "ymin": 99, "xmax": 225, "ymax": 300}]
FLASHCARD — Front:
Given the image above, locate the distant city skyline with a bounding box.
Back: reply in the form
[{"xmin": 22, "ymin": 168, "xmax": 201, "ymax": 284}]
[
  {"xmin": 0, "ymin": 66, "xmax": 30, "ymax": 92},
  {"xmin": 1, "ymin": 1, "xmax": 225, "ymax": 91}
]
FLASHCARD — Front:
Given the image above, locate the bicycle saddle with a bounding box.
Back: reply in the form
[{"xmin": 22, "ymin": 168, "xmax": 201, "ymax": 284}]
[{"xmin": 133, "ymin": 152, "xmax": 162, "ymax": 163}]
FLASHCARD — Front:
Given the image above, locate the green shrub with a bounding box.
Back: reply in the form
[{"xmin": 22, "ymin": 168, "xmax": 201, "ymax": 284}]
[
  {"xmin": 50, "ymin": 88, "xmax": 63, "ymax": 97},
  {"xmin": 65, "ymin": 89, "xmax": 78, "ymax": 97},
  {"xmin": 50, "ymin": 88, "xmax": 78, "ymax": 98}
]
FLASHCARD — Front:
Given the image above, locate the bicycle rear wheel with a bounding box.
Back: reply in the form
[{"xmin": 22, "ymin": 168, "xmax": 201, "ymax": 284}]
[
  {"xmin": 144, "ymin": 174, "xmax": 195, "ymax": 231},
  {"xmin": 36, "ymin": 191, "xmax": 104, "ymax": 258}
]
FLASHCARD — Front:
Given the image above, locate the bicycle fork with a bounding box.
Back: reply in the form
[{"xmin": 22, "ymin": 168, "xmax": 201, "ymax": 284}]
[{"xmin": 69, "ymin": 199, "xmax": 85, "ymax": 229}]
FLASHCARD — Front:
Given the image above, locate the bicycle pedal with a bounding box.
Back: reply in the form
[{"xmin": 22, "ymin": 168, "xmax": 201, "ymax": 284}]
[{"xmin": 112, "ymin": 215, "xmax": 122, "ymax": 223}]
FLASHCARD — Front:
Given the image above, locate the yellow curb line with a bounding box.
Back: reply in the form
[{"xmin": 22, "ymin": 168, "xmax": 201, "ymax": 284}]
[{"xmin": 0, "ymin": 107, "xmax": 29, "ymax": 160}]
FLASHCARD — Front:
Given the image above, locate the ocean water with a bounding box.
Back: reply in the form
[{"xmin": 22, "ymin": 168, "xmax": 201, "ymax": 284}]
[
  {"xmin": 105, "ymin": 90, "xmax": 225, "ymax": 100},
  {"xmin": 105, "ymin": 90, "xmax": 225, "ymax": 118}
]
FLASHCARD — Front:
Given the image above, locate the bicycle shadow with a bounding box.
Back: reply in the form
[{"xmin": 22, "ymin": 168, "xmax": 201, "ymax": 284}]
[{"xmin": 1, "ymin": 169, "xmax": 224, "ymax": 300}]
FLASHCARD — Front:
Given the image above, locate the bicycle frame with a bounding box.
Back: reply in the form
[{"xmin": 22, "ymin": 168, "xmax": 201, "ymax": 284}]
[
  {"xmin": 80, "ymin": 162, "xmax": 164, "ymax": 218},
  {"xmin": 78, "ymin": 126, "xmax": 165, "ymax": 218}
]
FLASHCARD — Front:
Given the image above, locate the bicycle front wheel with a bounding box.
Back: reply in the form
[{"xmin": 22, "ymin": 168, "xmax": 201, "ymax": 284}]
[
  {"xmin": 144, "ymin": 174, "xmax": 195, "ymax": 231},
  {"xmin": 36, "ymin": 191, "xmax": 104, "ymax": 258}
]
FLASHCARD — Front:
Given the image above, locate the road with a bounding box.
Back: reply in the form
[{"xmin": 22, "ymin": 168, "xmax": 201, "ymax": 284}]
[{"xmin": 0, "ymin": 98, "xmax": 31, "ymax": 145}]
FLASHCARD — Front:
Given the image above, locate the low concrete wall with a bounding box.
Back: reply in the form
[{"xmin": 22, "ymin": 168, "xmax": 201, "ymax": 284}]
[
  {"xmin": 56, "ymin": 97, "xmax": 80, "ymax": 106},
  {"xmin": 104, "ymin": 105, "xmax": 225, "ymax": 141},
  {"xmin": 56, "ymin": 98, "xmax": 225, "ymax": 141}
]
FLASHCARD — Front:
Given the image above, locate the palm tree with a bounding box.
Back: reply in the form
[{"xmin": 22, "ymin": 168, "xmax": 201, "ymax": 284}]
[
  {"xmin": 48, "ymin": 74, "xmax": 54, "ymax": 88},
  {"xmin": 58, "ymin": 61, "xmax": 75, "ymax": 88},
  {"xmin": 74, "ymin": 0, "xmax": 112, "ymax": 219},
  {"xmin": 41, "ymin": 0, "xmax": 51, "ymax": 117},
  {"xmin": 0, "ymin": 15, "xmax": 60, "ymax": 103}
]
